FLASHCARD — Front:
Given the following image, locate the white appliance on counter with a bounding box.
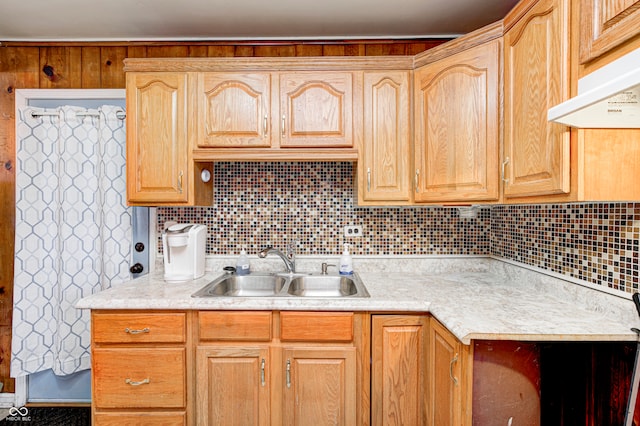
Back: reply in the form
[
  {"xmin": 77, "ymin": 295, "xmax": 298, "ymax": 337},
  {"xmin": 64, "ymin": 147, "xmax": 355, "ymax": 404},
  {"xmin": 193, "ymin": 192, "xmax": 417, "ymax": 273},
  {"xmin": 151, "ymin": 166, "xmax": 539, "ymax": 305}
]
[{"xmin": 162, "ymin": 223, "xmax": 207, "ymax": 281}]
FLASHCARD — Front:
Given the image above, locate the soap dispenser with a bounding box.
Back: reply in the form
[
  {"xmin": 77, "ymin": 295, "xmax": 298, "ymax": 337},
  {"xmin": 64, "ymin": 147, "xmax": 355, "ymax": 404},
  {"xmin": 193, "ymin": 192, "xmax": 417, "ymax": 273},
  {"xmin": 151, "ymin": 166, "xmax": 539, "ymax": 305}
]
[
  {"xmin": 339, "ymin": 243, "xmax": 354, "ymax": 275},
  {"xmin": 236, "ymin": 248, "xmax": 251, "ymax": 275}
]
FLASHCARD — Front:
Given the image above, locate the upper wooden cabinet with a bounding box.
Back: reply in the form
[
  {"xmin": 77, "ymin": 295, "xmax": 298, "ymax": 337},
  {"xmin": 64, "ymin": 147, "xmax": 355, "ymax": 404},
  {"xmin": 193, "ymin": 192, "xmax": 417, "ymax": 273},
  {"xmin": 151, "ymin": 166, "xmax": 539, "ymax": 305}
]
[
  {"xmin": 358, "ymin": 71, "xmax": 412, "ymax": 205},
  {"xmin": 197, "ymin": 73, "xmax": 272, "ymax": 148},
  {"xmin": 126, "ymin": 72, "xmax": 213, "ymax": 206},
  {"xmin": 579, "ymin": 0, "xmax": 640, "ymax": 63},
  {"xmin": 196, "ymin": 71, "xmax": 355, "ymax": 150},
  {"xmin": 280, "ymin": 72, "xmax": 354, "ymax": 148},
  {"xmin": 414, "ymin": 39, "xmax": 500, "ymax": 203},
  {"xmin": 503, "ymin": 0, "xmax": 571, "ymax": 199},
  {"xmin": 126, "ymin": 72, "xmax": 190, "ymax": 204}
]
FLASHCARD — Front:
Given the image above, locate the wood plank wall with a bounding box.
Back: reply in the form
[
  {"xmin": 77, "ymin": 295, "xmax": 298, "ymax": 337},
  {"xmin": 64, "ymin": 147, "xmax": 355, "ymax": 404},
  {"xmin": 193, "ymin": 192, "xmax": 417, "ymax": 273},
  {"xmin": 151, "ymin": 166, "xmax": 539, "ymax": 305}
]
[{"xmin": 0, "ymin": 39, "xmax": 445, "ymax": 393}]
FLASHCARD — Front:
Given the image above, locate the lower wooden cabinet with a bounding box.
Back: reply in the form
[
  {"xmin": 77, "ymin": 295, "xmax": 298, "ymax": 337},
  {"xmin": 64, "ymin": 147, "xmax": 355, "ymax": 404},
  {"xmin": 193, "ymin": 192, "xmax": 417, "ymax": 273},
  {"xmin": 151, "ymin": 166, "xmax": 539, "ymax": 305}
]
[
  {"xmin": 196, "ymin": 311, "xmax": 361, "ymax": 426},
  {"xmin": 196, "ymin": 345, "xmax": 270, "ymax": 426},
  {"xmin": 372, "ymin": 315, "xmax": 473, "ymax": 426},
  {"xmin": 371, "ymin": 315, "xmax": 428, "ymax": 425},
  {"xmin": 89, "ymin": 309, "xmax": 552, "ymax": 426},
  {"xmin": 427, "ymin": 317, "xmax": 472, "ymax": 426},
  {"xmin": 94, "ymin": 412, "xmax": 187, "ymax": 426},
  {"xmin": 282, "ymin": 346, "xmax": 357, "ymax": 425},
  {"xmin": 91, "ymin": 311, "xmax": 190, "ymax": 424}
]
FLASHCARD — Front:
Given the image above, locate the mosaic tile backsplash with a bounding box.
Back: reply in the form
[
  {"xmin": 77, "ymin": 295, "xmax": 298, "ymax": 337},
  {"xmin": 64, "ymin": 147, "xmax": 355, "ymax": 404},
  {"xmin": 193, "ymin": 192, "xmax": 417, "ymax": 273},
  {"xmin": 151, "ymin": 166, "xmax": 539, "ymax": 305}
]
[
  {"xmin": 157, "ymin": 162, "xmax": 492, "ymax": 256},
  {"xmin": 491, "ymin": 203, "xmax": 640, "ymax": 293},
  {"xmin": 157, "ymin": 163, "xmax": 640, "ymax": 294}
]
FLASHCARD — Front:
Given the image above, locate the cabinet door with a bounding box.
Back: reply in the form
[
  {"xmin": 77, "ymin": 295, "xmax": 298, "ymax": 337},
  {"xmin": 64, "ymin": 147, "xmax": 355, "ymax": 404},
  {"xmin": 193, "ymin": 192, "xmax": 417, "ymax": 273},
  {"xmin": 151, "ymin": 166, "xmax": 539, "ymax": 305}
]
[
  {"xmin": 126, "ymin": 72, "xmax": 189, "ymax": 204},
  {"xmin": 279, "ymin": 72, "xmax": 353, "ymax": 147},
  {"xmin": 414, "ymin": 40, "xmax": 500, "ymax": 202},
  {"xmin": 196, "ymin": 346, "xmax": 270, "ymax": 426},
  {"xmin": 580, "ymin": 0, "xmax": 640, "ymax": 63},
  {"xmin": 282, "ymin": 346, "xmax": 356, "ymax": 426},
  {"xmin": 360, "ymin": 71, "xmax": 411, "ymax": 204},
  {"xmin": 503, "ymin": 0, "xmax": 570, "ymax": 199},
  {"xmin": 428, "ymin": 319, "xmax": 471, "ymax": 426},
  {"xmin": 198, "ymin": 73, "xmax": 272, "ymax": 148},
  {"xmin": 371, "ymin": 315, "xmax": 428, "ymax": 426}
]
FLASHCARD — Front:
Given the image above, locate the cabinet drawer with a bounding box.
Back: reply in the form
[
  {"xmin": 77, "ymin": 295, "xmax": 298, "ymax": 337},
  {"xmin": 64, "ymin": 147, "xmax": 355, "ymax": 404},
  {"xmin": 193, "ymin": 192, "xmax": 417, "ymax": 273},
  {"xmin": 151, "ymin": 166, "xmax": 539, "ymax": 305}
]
[
  {"xmin": 93, "ymin": 348, "xmax": 185, "ymax": 409},
  {"xmin": 93, "ymin": 312, "xmax": 186, "ymax": 344},
  {"xmin": 94, "ymin": 412, "xmax": 186, "ymax": 426},
  {"xmin": 280, "ymin": 312, "xmax": 353, "ymax": 342},
  {"xmin": 199, "ymin": 311, "xmax": 272, "ymax": 341}
]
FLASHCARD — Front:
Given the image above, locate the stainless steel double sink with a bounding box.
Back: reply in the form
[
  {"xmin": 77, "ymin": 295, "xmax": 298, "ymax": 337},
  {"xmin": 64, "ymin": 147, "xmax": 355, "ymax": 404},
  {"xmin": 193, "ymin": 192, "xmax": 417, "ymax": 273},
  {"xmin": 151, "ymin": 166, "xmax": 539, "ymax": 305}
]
[{"xmin": 192, "ymin": 271, "xmax": 370, "ymax": 298}]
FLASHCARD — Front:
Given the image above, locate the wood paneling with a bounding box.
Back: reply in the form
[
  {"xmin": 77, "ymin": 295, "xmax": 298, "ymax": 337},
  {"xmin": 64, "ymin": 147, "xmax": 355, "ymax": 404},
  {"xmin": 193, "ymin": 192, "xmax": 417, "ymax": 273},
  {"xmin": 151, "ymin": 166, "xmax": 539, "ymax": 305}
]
[{"xmin": 0, "ymin": 38, "xmax": 443, "ymax": 392}]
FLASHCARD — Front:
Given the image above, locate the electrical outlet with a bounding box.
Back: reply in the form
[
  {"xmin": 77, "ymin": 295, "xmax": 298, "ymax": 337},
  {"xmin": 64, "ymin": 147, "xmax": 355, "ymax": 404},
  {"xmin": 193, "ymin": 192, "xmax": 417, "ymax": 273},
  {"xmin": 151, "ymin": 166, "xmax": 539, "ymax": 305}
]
[{"xmin": 343, "ymin": 225, "xmax": 363, "ymax": 237}]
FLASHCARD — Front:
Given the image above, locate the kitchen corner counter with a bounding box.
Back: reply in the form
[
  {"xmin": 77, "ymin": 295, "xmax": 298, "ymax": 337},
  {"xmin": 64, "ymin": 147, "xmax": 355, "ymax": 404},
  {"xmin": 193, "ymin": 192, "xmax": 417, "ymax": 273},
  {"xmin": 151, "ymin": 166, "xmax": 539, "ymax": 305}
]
[{"xmin": 76, "ymin": 256, "xmax": 640, "ymax": 345}]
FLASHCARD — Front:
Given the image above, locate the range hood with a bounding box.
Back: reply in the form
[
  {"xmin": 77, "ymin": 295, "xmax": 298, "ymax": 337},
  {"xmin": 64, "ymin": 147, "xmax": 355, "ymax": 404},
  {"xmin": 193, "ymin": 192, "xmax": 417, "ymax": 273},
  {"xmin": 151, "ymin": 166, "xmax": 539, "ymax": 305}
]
[{"xmin": 548, "ymin": 48, "xmax": 640, "ymax": 128}]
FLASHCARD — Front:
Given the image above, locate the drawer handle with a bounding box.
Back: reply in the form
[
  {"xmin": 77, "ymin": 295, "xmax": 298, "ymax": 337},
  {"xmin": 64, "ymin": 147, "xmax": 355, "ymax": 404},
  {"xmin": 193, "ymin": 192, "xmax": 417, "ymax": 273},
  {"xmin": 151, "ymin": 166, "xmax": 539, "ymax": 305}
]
[
  {"xmin": 286, "ymin": 359, "xmax": 291, "ymax": 388},
  {"xmin": 125, "ymin": 378, "xmax": 150, "ymax": 386},
  {"xmin": 260, "ymin": 358, "xmax": 266, "ymax": 387},
  {"xmin": 282, "ymin": 115, "xmax": 286, "ymax": 136},
  {"xmin": 124, "ymin": 327, "xmax": 150, "ymax": 335},
  {"xmin": 449, "ymin": 353, "xmax": 459, "ymax": 386},
  {"xmin": 367, "ymin": 168, "xmax": 371, "ymax": 192}
]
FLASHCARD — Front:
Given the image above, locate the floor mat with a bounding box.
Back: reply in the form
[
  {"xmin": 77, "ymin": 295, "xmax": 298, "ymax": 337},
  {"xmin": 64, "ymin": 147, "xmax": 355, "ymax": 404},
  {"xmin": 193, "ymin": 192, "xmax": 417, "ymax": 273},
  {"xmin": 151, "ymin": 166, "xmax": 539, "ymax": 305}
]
[{"xmin": 0, "ymin": 407, "xmax": 90, "ymax": 426}]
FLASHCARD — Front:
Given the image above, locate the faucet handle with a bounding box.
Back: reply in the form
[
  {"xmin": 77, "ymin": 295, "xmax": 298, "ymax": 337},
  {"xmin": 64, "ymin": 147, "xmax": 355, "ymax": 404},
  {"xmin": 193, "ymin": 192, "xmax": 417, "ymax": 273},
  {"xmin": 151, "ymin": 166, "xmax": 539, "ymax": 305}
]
[
  {"xmin": 321, "ymin": 263, "xmax": 337, "ymax": 275},
  {"xmin": 286, "ymin": 241, "xmax": 296, "ymax": 258}
]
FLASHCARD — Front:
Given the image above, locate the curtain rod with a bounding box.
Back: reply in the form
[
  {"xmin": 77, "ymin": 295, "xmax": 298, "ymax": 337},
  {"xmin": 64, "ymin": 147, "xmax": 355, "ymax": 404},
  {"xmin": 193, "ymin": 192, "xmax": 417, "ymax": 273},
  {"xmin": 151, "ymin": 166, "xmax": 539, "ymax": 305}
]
[{"xmin": 30, "ymin": 110, "xmax": 126, "ymax": 120}]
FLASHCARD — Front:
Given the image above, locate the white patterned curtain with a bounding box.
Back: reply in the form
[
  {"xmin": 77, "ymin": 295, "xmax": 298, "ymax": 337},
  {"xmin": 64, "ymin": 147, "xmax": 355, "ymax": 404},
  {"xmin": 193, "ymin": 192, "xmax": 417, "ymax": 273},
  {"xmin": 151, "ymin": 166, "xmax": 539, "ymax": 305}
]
[{"xmin": 11, "ymin": 105, "xmax": 132, "ymax": 377}]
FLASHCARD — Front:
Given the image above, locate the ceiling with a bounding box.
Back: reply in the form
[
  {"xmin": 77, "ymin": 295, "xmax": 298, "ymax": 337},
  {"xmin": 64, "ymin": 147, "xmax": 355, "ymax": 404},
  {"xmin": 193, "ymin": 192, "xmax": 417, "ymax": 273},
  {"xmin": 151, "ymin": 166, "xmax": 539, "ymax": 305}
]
[{"xmin": 0, "ymin": 0, "xmax": 519, "ymax": 42}]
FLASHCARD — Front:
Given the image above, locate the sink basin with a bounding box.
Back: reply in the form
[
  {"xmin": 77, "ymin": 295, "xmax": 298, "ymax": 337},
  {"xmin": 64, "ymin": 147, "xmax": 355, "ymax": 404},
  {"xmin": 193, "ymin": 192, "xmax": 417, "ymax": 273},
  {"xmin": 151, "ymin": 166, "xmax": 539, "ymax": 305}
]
[
  {"xmin": 192, "ymin": 272, "xmax": 369, "ymax": 298},
  {"xmin": 287, "ymin": 275, "xmax": 360, "ymax": 297},
  {"xmin": 192, "ymin": 273, "xmax": 286, "ymax": 297}
]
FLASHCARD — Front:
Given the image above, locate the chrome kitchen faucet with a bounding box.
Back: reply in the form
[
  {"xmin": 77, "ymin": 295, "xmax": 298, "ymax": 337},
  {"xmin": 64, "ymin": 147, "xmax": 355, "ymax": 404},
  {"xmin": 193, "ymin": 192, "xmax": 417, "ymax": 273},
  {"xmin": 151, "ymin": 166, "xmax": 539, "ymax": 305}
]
[{"xmin": 258, "ymin": 242, "xmax": 296, "ymax": 273}]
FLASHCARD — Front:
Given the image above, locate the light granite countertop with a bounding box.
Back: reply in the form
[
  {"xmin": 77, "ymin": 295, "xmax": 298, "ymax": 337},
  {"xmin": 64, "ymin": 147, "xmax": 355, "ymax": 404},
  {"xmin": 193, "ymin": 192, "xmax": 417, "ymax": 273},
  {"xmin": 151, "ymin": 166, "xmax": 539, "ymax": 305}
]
[{"xmin": 76, "ymin": 256, "xmax": 640, "ymax": 345}]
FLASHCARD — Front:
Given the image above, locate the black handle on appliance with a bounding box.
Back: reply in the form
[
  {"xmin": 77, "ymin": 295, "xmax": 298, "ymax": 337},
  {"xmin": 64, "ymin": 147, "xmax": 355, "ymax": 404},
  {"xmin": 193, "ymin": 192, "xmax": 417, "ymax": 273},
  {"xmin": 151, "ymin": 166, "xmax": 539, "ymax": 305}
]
[
  {"xmin": 129, "ymin": 263, "xmax": 144, "ymax": 274},
  {"xmin": 633, "ymin": 293, "xmax": 640, "ymax": 318}
]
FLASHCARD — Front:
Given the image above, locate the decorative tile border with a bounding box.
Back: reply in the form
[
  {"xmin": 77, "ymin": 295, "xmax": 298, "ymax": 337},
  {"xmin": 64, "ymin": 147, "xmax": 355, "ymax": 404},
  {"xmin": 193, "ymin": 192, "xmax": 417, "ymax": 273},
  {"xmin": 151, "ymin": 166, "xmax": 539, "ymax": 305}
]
[{"xmin": 157, "ymin": 163, "xmax": 640, "ymax": 294}]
